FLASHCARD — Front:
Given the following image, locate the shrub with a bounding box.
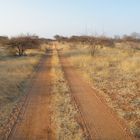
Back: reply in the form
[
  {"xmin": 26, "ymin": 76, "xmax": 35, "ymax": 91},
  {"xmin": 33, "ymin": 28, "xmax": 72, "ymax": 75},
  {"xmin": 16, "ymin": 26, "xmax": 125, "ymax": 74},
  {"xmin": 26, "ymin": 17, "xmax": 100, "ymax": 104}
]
[{"xmin": 6, "ymin": 35, "xmax": 40, "ymax": 56}]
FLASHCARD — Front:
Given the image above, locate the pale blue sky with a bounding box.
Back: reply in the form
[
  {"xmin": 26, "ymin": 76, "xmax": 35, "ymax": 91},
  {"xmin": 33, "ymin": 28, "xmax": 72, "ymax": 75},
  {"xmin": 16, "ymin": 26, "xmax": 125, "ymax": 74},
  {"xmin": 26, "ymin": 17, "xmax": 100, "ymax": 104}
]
[{"xmin": 0, "ymin": 0, "xmax": 140, "ymax": 38}]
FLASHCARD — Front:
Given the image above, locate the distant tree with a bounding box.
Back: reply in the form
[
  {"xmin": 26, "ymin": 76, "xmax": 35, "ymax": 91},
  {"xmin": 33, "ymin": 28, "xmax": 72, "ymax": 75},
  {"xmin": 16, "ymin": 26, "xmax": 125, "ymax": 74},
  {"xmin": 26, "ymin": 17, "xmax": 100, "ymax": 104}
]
[
  {"xmin": 121, "ymin": 33, "xmax": 140, "ymax": 49},
  {"xmin": 114, "ymin": 35, "xmax": 121, "ymax": 42},
  {"xmin": 89, "ymin": 41, "xmax": 97, "ymax": 56},
  {"xmin": 66, "ymin": 35, "xmax": 115, "ymax": 56},
  {"xmin": 130, "ymin": 32, "xmax": 140, "ymax": 39},
  {"xmin": 54, "ymin": 35, "xmax": 61, "ymax": 41},
  {"xmin": 54, "ymin": 35, "xmax": 68, "ymax": 43},
  {"xmin": 89, "ymin": 36, "xmax": 114, "ymax": 56},
  {"xmin": 7, "ymin": 35, "xmax": 40, "ymax": 56}
]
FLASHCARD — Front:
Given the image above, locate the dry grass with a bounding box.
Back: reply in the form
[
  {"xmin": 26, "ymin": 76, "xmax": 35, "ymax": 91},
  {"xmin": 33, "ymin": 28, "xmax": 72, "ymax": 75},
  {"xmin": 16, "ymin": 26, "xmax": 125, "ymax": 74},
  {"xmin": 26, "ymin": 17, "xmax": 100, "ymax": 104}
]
[
  {"xmin": 51, "ymin": 50, "xmax": 85, "ymax": 140},
  {"xmin": 0, "ymin": 46, "xmax": 45, "ymax": 127},
  {"xmin": 63, "ymin": 43, "xmax": 140, "ymax": 138}
]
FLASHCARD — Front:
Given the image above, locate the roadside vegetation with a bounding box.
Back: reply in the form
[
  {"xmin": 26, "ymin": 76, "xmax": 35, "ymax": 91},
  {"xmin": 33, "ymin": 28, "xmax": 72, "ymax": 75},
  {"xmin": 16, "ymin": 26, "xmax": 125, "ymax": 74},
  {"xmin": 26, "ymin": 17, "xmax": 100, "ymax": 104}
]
[
  {"xmin": 51, "ymin": 50, "xmax": 85, "ymax": 140},
  {"xmin": 58, "ymin": 35, "xmax": 140, "ymax": 138},
  {"xmin": 0, "ymin": 33, "xmax": 140, "ymax": 138},
  {"xmin": 0, "ymin": 35, "xmax": 50, "ymax": 135},
  {"xmin": 6, "ymin": 35, "xmax": 40, "ymax": 56}
]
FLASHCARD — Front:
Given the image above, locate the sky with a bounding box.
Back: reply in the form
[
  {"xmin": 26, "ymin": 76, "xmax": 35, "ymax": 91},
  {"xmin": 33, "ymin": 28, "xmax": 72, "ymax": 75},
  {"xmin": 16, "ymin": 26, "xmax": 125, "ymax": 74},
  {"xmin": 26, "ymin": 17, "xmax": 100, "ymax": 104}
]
[{"xmin": 0, "ymin": 0, "xmax": 140, "ymax": 38}]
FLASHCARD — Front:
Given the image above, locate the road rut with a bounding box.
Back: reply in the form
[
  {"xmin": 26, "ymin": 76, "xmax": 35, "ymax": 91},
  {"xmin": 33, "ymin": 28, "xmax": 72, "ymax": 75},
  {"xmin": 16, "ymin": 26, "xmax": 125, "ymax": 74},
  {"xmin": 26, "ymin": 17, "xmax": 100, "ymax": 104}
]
[
  {"xmin": 59, "ymin": 51, "xmax": 134, "ymax": 140},
  {"xmin": 8, "ymin": 51, "xmax": 54, "ymax": 140}
]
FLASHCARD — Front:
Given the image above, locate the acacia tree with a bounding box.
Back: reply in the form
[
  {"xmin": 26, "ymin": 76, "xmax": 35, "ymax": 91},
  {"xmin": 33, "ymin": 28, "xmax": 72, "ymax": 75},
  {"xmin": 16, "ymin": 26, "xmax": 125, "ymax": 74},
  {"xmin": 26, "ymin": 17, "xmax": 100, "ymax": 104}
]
[
  {"xmin": 7, "ymin": 35, "xmax": 40, "ymax": 56},
  {"xmin": 121, "ymin": 34, "xmax": 140, "ymax": 50},
  {"xmin": 54, "ymin": 35, "xmax": 68, "ymax": 43},
  {"xmin": 89, "ymin": 38, "xmax": 98, "ymax": 56},
  {"xmin": 89, "ymin": 36, "xmax": 114, "ymax": 56}
]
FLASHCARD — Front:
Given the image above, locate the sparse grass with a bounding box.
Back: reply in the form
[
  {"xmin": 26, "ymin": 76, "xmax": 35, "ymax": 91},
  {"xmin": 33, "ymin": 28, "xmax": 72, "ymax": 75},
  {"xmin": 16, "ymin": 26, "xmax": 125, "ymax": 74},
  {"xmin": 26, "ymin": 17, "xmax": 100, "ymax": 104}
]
[
  {"xmin": 51, "ymin": 50, "xmax": 85, "ymax": 140},
  {"xmin": 0, "ymin": 47, "xmax": 45, "ymax": 128},
  {"xmin": 63, "ymin": 43, "xmax": 140, "ymax": 138}
]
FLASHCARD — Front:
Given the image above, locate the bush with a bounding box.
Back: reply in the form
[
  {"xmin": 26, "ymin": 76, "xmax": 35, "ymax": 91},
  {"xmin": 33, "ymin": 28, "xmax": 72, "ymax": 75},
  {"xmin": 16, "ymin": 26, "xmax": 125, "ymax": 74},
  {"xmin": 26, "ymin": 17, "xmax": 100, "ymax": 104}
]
[{"xmin": 6, "ymin": 35, "xmax": 40, "ymax": 56}]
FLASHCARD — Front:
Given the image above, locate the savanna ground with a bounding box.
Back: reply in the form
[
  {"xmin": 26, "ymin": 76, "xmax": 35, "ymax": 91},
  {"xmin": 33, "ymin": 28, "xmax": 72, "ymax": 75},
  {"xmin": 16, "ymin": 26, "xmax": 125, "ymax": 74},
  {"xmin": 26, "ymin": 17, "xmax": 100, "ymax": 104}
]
[
  {"xmin": 61, "ymin": 42, "xmax": 140, "ymax": 138},
  {"xmin": 0, "ymin": 40, "xmax": 139, "ymax": 139},
  {"xmin": 0, "ymin": 45, "xmax": 45, "ymax": 131},
  {"xmin": 0, "ymin": 44, "xmax": 85, "ymax": 140}
]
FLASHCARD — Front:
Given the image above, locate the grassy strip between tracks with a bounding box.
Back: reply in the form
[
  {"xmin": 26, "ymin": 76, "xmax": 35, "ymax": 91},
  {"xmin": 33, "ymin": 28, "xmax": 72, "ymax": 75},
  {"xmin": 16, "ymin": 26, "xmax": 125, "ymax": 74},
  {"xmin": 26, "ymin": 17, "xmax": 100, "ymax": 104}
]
[{"xmin": 51, "ymin": 50, "xmax": 85, "ymax": 140}]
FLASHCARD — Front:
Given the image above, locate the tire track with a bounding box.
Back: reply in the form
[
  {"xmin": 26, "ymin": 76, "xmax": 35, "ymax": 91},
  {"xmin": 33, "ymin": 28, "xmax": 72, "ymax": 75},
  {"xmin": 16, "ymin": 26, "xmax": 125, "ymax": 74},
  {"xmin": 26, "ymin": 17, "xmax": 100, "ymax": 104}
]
[
  {"xmin": 58, "ymin": 50, "xmax": 134, "ymax": 140},
  {"xmin": 7, "ymin": 50, "xmax": 54, "ymax": 140}
]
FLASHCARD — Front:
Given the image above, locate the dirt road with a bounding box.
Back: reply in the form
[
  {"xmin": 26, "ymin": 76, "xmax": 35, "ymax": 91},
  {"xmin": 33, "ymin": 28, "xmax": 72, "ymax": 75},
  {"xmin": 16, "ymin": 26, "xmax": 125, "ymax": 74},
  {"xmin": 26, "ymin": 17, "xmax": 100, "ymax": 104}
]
[
  {"xmin": 7, "ymin": 49, "xmax": 135, "ymax": 140},
  {"xmin": 8, "ymin": 51, "xmax": 54, "ymax": 140},
  {"xmin": 59, "ymin": 51, "xmax": 134, "ymax": 140}
]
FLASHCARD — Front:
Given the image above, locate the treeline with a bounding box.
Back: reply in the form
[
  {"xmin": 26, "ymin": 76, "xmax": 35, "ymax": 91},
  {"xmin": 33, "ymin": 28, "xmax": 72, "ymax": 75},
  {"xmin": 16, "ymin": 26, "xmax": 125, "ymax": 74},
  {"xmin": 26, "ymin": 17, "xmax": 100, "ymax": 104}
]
[
  {"xmin": 55, "ymin": 33, "xmax": 140, "ymax": 43},
  {"xmin": 54, "ymin": 33, "xmax": 140, "ymax": 55},
  {"xmin": 0, "ymin": 32, "xmax": 140, "ymax": 56},
  {"xmin": 0, "ymin": 35, "xmax": 54, "ymax": 56}
]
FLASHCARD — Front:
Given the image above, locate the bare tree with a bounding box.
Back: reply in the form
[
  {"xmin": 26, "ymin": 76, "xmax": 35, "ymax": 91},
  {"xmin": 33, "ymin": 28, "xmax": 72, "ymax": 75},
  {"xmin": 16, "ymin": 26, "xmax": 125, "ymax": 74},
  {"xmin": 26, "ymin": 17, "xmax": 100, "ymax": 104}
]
[
  {"xmin": 89, "ymin": 36, "xmax": 114, "ymax": 56},
  {"xmin": 7, "ymin": 35, "xmax": 40, "ymax": 56}
]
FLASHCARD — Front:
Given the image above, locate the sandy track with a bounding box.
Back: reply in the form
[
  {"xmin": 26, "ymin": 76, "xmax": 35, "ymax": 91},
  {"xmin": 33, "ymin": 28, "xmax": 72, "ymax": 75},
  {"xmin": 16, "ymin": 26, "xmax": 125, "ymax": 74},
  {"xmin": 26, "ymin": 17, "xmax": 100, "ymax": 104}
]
[
  {"xmin": 59, "ymin": 51, "xmax": 134, "ymax": 140},
  {"xmin": 6, "ymin": 49, "xmax": 135, "ymax": 140},
  {"xmin": 8, "ymin": 51, "xmax": 55, "ymax": 140}
]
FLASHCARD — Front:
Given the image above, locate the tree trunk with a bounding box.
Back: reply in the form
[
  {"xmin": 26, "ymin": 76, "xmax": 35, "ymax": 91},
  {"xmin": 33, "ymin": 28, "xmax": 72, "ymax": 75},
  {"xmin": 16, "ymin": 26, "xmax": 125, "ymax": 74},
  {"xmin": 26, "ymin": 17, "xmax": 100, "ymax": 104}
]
[{"xmin": 17, "ymin": 46, "xmax": 24, "ymax": 56}]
